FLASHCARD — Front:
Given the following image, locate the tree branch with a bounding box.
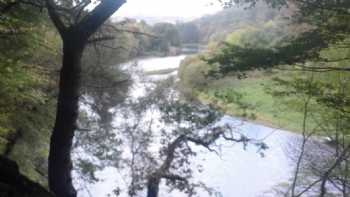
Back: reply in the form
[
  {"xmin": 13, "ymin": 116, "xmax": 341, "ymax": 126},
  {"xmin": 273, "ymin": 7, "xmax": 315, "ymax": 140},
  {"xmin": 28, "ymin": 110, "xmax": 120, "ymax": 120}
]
[
  {"xmin": 104, "ymin": 24, "xmax": 158, "ymax": 38},
  {"xmin": 162, "ymin": 174, "xmax": 188, "ymax": 183},
  {"xmin": 93, "ymin": 43, "xmax": 128, "ymax": 51},
  {"xmin": 77, "ymin": 0, "xmax": 126, "ymax": 40},
  {"xmin": 87, "ymin": 35, "xmax": 116, "ymax": 43},
  {"xmin": 297, "ymin": 65, "xmax": 350, "ymax": 72},
  {"xmin": 83, "ymin": 78, "xmax": 131, "ymax": 89}
]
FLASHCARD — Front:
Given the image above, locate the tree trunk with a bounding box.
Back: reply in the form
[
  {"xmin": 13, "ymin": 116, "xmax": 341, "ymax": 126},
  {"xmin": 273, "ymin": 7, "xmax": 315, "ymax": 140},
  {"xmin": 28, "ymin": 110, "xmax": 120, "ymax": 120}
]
[
  {"xmin": 44, "ymin": 1, "xmax": 126, "ymax": 196},
  {"xmin": 48, "ymin": 39, "xmax": 84, "ymax": 197},
  {"xmin": 147, "ymin": 176, "xmax": 160, "ymax": 197}
]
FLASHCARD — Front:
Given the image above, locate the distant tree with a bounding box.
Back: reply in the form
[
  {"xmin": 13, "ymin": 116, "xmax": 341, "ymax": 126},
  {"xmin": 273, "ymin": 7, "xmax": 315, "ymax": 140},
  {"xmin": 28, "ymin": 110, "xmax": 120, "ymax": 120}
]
[
  {"xmin": 177, "ymin": 23, "xmax": 200, "ymax": 44},
  {"xmin": 151, "ymin": 23, "xmax": 181, "ymax": 51},
  {"xmin": 177, "ymin": 3, "xmax": 281, "ymax": 44}
]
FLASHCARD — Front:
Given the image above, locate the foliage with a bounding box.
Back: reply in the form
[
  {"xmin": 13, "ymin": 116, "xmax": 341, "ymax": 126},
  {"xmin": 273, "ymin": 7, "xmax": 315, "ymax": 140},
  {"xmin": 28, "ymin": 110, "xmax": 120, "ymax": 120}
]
[
  {"xmin": 209, "ymin": 0, "xmax": 350, "ymax": 74},
  {"xmin": 179, "ymin": 2, "xmax": 350, "ymax": 194},
  {"xmin": 151, "ymin": 22, "xmax": 181, "ymax": 54},
  {"xmin": 178, "ymin": 1, "xmax": 350, "ymax": 135},
  {"xmin": 207, "ymin": 30, "xmax": 331, "ymax": 75},
  {"xmin": 176, "ymin": 23, "xmax": 200, "ymax": 44},
  {"xmin": 176, "ymin": 2, "xmax": 284, "ymax": 44},
  {"xmin": 178, "ymin": 55, "xmax": 212, "ymax": 95}
]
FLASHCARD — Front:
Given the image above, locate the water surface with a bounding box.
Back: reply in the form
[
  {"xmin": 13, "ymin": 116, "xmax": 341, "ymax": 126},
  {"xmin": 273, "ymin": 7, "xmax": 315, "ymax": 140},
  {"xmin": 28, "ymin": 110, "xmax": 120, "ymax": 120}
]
[{"xmin": 76, "ymin": 55, "xmax": 297, "ymax": 197}]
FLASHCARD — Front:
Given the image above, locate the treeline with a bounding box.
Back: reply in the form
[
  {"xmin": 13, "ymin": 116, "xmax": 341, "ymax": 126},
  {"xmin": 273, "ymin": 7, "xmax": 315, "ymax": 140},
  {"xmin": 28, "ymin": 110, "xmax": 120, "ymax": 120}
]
[
  {"xmin": 86, "ymin": 18, "xmax": 183, "ymax": 60},
  {"xmin": 176, "ymin": 2, "xmax": 290, "ymax": 44},
  {"xmin": 178, "ymin": 3, "xmax": 294, "ymax": 96},
  {"xmin": 103, "ymin": 19, "xmax": 182, "ymax": 57}
]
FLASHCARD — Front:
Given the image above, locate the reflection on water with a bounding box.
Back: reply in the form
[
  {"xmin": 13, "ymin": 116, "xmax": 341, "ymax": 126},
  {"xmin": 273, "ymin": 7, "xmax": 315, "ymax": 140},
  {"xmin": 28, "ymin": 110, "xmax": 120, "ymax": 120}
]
[{"xmin": 74, "ymin": 55, "xmax": 298, "ymax": 197}]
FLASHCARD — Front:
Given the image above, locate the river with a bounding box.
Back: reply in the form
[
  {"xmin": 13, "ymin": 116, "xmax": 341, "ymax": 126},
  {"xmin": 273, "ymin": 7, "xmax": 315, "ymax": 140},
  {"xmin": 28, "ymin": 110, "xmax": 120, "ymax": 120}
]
[{"xmin": 75, "ymin": 55, "xmax": 300, "ymax": 197}]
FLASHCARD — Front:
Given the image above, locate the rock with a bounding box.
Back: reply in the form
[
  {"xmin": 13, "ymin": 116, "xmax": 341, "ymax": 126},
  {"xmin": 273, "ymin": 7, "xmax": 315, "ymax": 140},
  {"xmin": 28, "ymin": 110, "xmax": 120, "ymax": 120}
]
[{"xmin": 0, "ymin": 156, "xmax": 53, "ymax": 197}]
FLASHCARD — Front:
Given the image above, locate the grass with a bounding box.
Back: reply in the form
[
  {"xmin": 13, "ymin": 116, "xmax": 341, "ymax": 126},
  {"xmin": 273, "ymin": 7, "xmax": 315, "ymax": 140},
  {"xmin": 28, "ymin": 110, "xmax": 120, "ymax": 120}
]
[{"xmin": 196, "ymin": 74, "xmax": 318, "ymax": 133}]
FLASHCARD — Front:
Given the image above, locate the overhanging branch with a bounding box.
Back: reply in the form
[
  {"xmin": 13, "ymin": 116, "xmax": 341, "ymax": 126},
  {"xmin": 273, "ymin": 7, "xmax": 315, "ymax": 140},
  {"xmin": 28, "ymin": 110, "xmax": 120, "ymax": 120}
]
[{"xmin": 77, "ymin": 0, "xmax": 126, "ymax": 40}]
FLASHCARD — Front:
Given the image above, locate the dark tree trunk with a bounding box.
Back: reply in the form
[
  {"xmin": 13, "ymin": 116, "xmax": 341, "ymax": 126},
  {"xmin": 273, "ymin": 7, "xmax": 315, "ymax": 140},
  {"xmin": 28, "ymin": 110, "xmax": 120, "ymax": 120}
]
[
  {"xmin": 45, "ymin": 1, "xmax": 126, "ymax": 195},
  {"xmin": 147, "ymin": 176, "xmax": 160, "ymax": 197},
  {"xmin": 48, "ymin": 38, "xmax": 84, "ymax": 197}
]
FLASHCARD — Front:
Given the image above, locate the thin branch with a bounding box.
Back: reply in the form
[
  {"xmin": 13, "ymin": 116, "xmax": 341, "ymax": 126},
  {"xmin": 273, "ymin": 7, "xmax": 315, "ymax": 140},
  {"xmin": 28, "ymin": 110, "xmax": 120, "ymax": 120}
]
[
  {"xmin": 294, "ymin": 178, "xmax": 322, "ymax": 197},
  {"xmin": 319, "ymin": 145, "xmax": 350, "ymax": 197},
  {"xmin": 162, "ymin": 174, "xmax": 188, "ymax": 183},
  {"xmin": 291, "ymin": 95, "xmax": 311, "ymax": 197},
  {"xmin": 104, "ymin": 24, "xmax": 158, "ymax": 38},
  {"xmin": 92, "ymin": 43, "xmax": 128, "ymax": 51},
  {"xmin": 83, "ymin": 77, "xmax": 130, "ymax": 89},
  {"xmin": 87, "ymin": 35, "xmax": 116, "ymax": 43},
  {"xmin": 187, "ymin": 136, "xmax": 220, "ymax": 154},
  {"xmin": 297, "ymin": 65, "xmax": 350, "ymax": 72}
]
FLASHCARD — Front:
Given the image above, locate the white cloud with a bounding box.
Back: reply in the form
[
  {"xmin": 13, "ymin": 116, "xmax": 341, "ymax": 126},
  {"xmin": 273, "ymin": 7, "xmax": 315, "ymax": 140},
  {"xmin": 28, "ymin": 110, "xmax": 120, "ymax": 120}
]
[{"xmin": 114, "ymin": 0, "xmax": 222, "ymax": 19}]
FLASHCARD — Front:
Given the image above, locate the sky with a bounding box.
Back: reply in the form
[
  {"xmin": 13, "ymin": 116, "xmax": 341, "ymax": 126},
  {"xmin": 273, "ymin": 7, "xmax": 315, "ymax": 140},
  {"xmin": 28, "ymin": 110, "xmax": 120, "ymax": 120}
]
[{"xmin": 114, "ymin": 0, "xmax": 222, "ymax": 20}]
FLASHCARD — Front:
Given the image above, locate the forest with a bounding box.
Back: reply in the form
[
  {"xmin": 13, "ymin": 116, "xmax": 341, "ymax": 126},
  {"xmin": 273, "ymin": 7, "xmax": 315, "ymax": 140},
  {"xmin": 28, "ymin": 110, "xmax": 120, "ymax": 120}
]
[{"xmin": 0, "ymin": 0, "xmax": 349, "ymax": 197}]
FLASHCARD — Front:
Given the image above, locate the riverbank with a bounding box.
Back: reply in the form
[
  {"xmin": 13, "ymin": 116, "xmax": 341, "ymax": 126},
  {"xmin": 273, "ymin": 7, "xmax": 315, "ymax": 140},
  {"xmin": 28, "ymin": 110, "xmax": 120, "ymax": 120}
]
[
  {"xmin": 178, "ymin": 56, "xmax": 319, "ymax": 134},
  {"xmin": 142, "ymin": 56, "xmax": 303, "ymax": 133},
  {"xmin": 204, "ymin": 77, "xmax": 306, "ymax": 132}
]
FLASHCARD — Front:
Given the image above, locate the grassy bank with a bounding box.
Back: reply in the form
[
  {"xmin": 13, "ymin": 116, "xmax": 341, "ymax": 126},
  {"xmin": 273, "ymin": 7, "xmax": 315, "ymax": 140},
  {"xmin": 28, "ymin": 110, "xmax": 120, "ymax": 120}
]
[
  {"xmin": 196, "ymin": 76, "xmax": 305, "ymax": 132},
  {"xmin": 176, "ymin": 22, "xmax": 332, "ymax": 134},
  {"xmin": 178, "ymin": 60, "xmax": 320, "ymax": 133}
]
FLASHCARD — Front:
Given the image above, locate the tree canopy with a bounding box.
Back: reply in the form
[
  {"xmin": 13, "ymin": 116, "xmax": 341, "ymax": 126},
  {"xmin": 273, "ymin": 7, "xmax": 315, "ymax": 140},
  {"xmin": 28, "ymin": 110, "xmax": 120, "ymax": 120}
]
[{"xmin": 208, "ymin": 0, "xmax": 350, "ymax": 74}]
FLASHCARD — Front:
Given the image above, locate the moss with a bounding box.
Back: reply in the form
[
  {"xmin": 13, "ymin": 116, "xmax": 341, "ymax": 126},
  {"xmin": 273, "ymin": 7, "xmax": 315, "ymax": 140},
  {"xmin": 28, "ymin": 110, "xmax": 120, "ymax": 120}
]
[
  {"xmin": 0, "ymin": 137, "xmax": 8, "ymax": 155},
  {"xmin": 6, "ymin": 100, "xmax": 55, "ymax": 188},
  {"xmin": 0, "ymin": 127, "xmax": 17, "ymax": 155},
  {"xmin": 9, "ymin": 127, "xmax": 50, "ymax": 187}
]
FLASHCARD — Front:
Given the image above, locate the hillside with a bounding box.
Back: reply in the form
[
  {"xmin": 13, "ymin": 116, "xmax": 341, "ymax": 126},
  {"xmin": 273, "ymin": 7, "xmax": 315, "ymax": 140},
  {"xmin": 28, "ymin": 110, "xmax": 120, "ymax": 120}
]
[{"xmin": 176, "ymin": 3, "xmax": 294, "ymax": 44}]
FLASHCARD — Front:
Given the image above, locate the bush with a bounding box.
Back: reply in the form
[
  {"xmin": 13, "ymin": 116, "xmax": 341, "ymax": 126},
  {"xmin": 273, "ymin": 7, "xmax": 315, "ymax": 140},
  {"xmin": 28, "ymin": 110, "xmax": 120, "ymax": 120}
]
[{"xmin": 178, "ymin": 55, "xmax": 212, "ymax": 94}]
